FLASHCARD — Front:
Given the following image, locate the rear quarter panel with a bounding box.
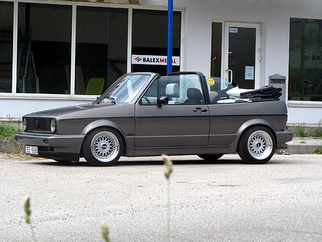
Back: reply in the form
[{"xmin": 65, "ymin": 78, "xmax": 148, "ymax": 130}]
[{"xmin": 208, "ymin": 100, "xmax": 287, "ymax": 146}]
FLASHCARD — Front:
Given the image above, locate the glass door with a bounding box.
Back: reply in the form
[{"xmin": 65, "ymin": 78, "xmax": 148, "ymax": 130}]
[{"xmin": 223, "ymin": 23, "xmax": 261, "ymax": 89}]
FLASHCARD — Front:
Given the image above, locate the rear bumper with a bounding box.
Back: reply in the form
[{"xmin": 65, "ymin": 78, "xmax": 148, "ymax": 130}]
[
  {"xmin": 15, "ymin": 132, "xmax": 84, "ymax": 161},
  {"xmin": 276, "ymin": 131, "xmax": 293, "ymax": 149}
]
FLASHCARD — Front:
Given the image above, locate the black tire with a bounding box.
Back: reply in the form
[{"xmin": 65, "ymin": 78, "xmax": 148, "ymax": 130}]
[
  {"xmin": 238, "ymin": 126, "xmax": 276, "ymax": 164},
  {"xmin": 82, "ymin": 127, "xmax": 123, "ymax": 166},
  {"xmin": 198, "ymin": 154, "xmax": 223, "ymax": 161}
]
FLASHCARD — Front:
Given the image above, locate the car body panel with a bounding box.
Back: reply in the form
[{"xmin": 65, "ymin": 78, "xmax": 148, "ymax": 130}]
[{"xmin": 135, "ymin": 104, "xmax": 209, "ymax": 147}]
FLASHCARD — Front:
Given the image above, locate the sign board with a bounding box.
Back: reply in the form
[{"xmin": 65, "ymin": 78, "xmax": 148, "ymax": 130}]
[
  {"xmin": 229, "ymin": 28, "xmax": 238, "ymax": 34},
  {"xmin": 245, "ymin": 66, "xmax": 254, "ymax": 80},
  {"xmin": 132, "ymin": 55, "xmax": 180, "ymax": 66}
]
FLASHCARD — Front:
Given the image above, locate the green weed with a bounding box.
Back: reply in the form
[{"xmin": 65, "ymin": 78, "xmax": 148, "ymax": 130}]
[
  {"xmin": 0, "ymin": 123, "xmax": 21, "ymax": 141},
  {"xmin": 314, "ymin": 147, "xmax": 322, "ymax": 154},
  {"xmin": 314, "ymin": 121, "xmax": 322, "ymax": 137},
  {"xmin": 298, "ymin": 124, "xmax": 310, "ymax": 137},
  {"xmin": 23, "ymin": 195, "xmax": 36, "ymax": 241},
  {"xmin": 101, "ymin": 221, "xmax": 110, "ymax": 242},
  {"xmin": 162, "ymin": 154, "xmax": 173, "ymax": 242},
  {"xmin": 0, "ymin": 123, "xmax": 25, "ymax": 154}
]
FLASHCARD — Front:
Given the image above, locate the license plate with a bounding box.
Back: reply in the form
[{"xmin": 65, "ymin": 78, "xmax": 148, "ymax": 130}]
[{"xmin": 25, "ymin": 146, "xmax": 38, "ymax": 155}]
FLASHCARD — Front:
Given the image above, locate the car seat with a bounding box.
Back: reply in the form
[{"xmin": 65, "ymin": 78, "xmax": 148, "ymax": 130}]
[{"xmin": 184, "ymin": 88, "xmax": 203, "ymax": 104}]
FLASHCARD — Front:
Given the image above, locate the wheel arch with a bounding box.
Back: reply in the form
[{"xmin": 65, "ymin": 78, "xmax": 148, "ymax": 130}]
[
  {"xmin": 80, "ymin": 120, "xmax": 127, "ymax": 156},
  {"xmin": 235, "ymin": 119, "xmax": 277, "ymax": 152}
]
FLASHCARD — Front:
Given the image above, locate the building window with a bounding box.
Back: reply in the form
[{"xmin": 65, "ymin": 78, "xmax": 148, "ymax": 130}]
[
  {"xmin": 76, "ymin": 7, "xmax": 128, "ymax": 95},
  {"xmin": 0, "ymin": 1, "xmax": 13, "ymax": 93},
  {"xmin": 17, "ymin": 3, "xmax": 72, "ymax": 94},
  {"xmin": 132, "ymin": 9, "xmax": 181, "ymax": 75},
  {"xmin": 289, "ymin": 18, "xmax": 322, "ymax": 101},
  {"xmin": 1, "ymin": 3, "xmax": 182, "ymax": 96}
]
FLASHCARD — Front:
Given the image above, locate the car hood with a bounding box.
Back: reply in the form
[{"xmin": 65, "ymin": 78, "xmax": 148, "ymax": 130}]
[{"xmin": 24, "ymin": 102, "xmax": 116, "ymax": 119}]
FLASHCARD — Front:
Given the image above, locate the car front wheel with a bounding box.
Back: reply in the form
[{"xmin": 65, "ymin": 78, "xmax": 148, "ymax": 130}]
[
  {"xmin": 238, "ymin": 126, "xmax": 275, "ymax": 164},
  {"xmin": 82, "ymin": 128, "xmax": 123, "ymax": 166}
]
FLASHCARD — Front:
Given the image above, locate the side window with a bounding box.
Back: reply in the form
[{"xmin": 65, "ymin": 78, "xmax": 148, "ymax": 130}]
[
  {"xmin": 161, "ymin": 75, "xmax": 205, "ymax": 105},
  {"xmin": 140, "ymin": 79, "xmax": 158, "ymax": 105},
  {"xmin": 179, "ymin": 76, "xmax": 205, "ymax": 105},
  {"xmin": 140, "ymin": 74, "xmax": 205, "ymax": 105}
]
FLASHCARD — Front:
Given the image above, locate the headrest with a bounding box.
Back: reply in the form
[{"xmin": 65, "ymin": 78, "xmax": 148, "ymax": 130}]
[
  {"xmin": 166, "ymin": 83, "xmax": 179, "ymax": 97},
  {"xmin": 187, "ymin": 88, "xmax": 203, "ymax": 100}
]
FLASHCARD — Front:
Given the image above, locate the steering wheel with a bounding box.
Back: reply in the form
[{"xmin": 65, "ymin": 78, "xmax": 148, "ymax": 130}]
[{"xmin": 142, "ymin": 96, "xmax": 151, "ymax": 105}]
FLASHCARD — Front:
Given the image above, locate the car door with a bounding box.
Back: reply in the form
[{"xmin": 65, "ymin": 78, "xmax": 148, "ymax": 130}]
[{"xmin": 135, "ymin": 74, "xmax": 210, "ymax": 148}]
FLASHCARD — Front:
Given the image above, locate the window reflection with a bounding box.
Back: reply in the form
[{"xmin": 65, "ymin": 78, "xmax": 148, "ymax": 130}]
[
  {"xmin": 76, "ymin": 7, "xmax": 128, "ymax": 95},
  {"xmin": 0, "ymin": 2, "xmax": 13, "ymax": 93},
  {"xmin": 17, "ymin": 3, "xmax": 71, "ymax": 94},
  {"xmin": 289, "ymin": 18, "xmax": 322, "ymax": 101}
]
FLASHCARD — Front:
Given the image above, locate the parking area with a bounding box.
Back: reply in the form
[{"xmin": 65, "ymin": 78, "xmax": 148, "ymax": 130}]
[{"xmin": 1, "ymin": 154, "xmax": 322, "ymax": 241}]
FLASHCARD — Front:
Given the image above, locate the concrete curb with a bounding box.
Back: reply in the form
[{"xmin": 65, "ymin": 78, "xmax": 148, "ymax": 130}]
[{"xmin": 285, "ymin": 137, "xmax": 322, "ymax": 154}]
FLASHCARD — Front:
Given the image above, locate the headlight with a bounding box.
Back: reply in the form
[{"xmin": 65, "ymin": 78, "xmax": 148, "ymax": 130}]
[
  {"xmin": 50, "ymin": 119, "xmax": 56, "ymax": 133},
  {"xmin": 23, "ymin": 118, "xmax": 27, "ymax": 131}
]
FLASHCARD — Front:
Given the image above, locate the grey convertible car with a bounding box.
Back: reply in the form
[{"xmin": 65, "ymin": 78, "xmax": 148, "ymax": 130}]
[{"xmin": 15, "ymin": 71, "xmax": 293, "ymax": 166}]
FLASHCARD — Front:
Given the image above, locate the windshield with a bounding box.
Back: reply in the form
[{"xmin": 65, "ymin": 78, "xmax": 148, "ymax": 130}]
[{"xmin": 99, "ymin": 74, "xmax": 151, "ymax": 104}]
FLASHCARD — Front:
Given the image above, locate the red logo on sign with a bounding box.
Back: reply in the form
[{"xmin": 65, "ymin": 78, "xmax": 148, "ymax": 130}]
[{"xmin": 135, "ymin": 56, "xmax": 142, "ymax": 62}]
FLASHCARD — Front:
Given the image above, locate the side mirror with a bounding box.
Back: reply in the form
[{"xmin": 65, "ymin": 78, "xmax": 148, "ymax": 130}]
[{"xmin": 157, "ymin": 96, "xmax": 169, "ymax": 107}]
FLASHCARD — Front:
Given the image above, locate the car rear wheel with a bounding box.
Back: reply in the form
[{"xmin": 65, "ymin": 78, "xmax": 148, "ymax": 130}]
[
  {"xmin": 198, "ymin": 154, "xmax": 223, "ymax": 161},
  {"xmin": 238, "ymin": 126, "xmax": 275, "ymax": 164},
  {"xmin": 82, "ymin": 128, "xmax": 123, "ymax": 166}
]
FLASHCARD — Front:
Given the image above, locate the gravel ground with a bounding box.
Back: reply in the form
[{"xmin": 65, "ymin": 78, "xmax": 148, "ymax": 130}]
[{"xmin": 1, "ymin": 154, "xmax": 322, "ymax": 241}]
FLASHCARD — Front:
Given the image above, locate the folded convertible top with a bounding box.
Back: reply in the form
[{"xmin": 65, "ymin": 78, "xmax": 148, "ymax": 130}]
[{"xmin": 240, "ymin": 85, "xmax": 282, "ymax": 100}]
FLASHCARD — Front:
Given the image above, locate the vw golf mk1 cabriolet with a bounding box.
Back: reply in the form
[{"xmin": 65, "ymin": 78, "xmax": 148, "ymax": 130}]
[{"xmin": 15, "ymin": 71, "xmax": 293, "ymax": 166}]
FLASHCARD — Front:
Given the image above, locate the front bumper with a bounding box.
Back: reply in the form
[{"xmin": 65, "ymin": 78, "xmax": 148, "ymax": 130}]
[
  {"xmin": 276, "ymin": 131, "xmax": 294, "ymax": 149},
  {"xmin": 15, "ymin": 132, "xmax": 84, "ymax": 161}
]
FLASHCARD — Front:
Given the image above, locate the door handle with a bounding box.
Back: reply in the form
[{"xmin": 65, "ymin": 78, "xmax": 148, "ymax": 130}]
[
  {"xmin": 193, "ymin": 107, "xmax": 208, "ymax": 113},
  {"xmin": 225, "ymin": 69, "xmax": 233, "ymax": 84}
]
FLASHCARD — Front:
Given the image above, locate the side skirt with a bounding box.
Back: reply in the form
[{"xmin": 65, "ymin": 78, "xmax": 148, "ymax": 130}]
[{"xmin": 129, "ymin": 145, "xmax": 236, "ymax": 157}]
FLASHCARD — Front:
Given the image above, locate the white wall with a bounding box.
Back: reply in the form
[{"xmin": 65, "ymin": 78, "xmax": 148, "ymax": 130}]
[{"xmin": 288, "ymin": 102, "xmax": 322, "ymax": 124}]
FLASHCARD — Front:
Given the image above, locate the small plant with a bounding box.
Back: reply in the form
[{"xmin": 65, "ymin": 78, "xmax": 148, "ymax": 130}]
[
  {"xmin": 0, "ymin": 123, "xmax": 25, "ymax": 154},
  {"xmin": 0, "ymin": 123, "xmax": 19, "ymax": 141},
  {"xmin": 23, "ymin": 195, "xmax": 37, "ymax": 241},
  {"xmin": 275, "ymin": 149, "xmax": 283, "ymax": 154},
  {"xmin": 101, "ymin": 221, "xmax": 110, "ymax": 242},
  {"xmin": 314, "ymin": 121, "xmax": 322, "ymax": 137},
  {"xmin": 162, "ymin": 154, "xmax": 173, "ymax": 242},
  {"xmin": 298, "ymin": 123, "xmax": 310, "ymax": 137},
  {"xmin": 314, "ymin": 147, "xmax": 322, "ymax": 154}
]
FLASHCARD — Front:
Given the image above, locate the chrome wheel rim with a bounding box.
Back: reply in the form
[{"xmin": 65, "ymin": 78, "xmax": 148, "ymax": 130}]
[
  {"xmin": 90, "ymin": 131, "xmax": 120, "ymax": 162},
  {"xmin": 247, "ymin": 130, "xmax": 273, "ymax": 160}
]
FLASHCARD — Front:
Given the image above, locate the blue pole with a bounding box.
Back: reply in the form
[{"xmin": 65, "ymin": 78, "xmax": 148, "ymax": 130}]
[{"xmin": 167, "ymin": 0, "xmax": 173, "ymax": 75}]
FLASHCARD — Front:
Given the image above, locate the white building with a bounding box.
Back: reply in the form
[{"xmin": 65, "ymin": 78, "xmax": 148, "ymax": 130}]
[{"xmin": 1, "ymin": 0, "xmax": 322, "ymax": 124}]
